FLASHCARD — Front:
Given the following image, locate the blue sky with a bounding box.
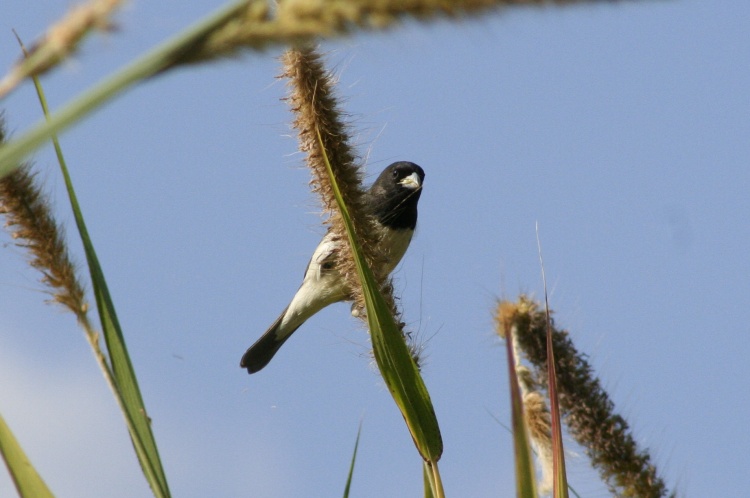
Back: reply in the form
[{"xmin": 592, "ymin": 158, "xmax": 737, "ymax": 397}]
[{"xmin": 1, "ymin": 1, "xmax": 749, "ymax": 497}]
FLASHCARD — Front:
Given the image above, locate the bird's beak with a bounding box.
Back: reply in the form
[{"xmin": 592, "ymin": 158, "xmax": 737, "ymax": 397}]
[{"xmin": 399, "ymin": 172, "xmax": 421, "ymax": 190}]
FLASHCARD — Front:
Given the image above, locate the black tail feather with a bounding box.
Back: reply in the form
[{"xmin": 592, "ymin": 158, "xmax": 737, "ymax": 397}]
[{"xmin": 240, "ymin": 308, "xmax": 299, "ymax": 374}]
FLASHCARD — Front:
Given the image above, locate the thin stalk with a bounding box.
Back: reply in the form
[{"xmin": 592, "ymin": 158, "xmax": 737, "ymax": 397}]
[
  {"xmin": 426, "ymin": 461, "xmax": 445, "ymax": 498},
  {"xmin": 503, "ymin": 316, "xmax": 538, "ymax": 498}
]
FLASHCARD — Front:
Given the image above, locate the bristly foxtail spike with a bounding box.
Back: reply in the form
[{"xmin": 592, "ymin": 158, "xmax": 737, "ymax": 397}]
[
  {"xmin": 511, "ymin": 294, "xmax": 673, "ymax": 497},
  {"xmin": 0, "ymin": 116, "xmax": 90, "ymax": 326}
]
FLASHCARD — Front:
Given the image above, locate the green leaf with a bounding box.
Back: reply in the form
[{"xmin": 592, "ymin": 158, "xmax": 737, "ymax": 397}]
[
  {"xmin": 0, "ymin": 412, "xmax": 54, "ymax": 498},
  {"xmin": 315, "ymin": 127, "xmax": 443, "ymax": 465},
  {"xmin": 28, "ymin": 64, "xmax": 171, "ymax": 498},
  {"xmin": 360, "ymin": 254, "xmax": 444, "ymax": 462},
  {"xmin": 86, "ymin": 257, "xmax": 172, "ymax": 498},
  {"xmin": 342, "ymin": 421, "xmax": 362, "ymax": 498}
]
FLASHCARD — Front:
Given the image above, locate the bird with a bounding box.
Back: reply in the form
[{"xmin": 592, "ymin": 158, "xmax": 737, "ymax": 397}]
[{"xmin": 240, "ymin": 161, "xmax": 425, "ymax": 374}]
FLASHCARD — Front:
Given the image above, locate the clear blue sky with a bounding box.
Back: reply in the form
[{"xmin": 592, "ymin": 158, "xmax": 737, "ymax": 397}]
[{"xmin": 1, "ymin": 1, "xmax": 749, "ymax": 497}]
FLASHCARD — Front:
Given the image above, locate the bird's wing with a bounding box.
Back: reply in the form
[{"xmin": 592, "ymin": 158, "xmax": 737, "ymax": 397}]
[{"xmin": 303, "ymin": 231, "xmax": 340, "ymax": 282}]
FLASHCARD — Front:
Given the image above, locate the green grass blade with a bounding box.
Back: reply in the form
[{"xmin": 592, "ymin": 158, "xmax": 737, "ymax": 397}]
[
  {"xmin": 342, "ymin": 421, "xmax": 362, "ymax": 498},
  {"xmin": 27, "ymin": 63, "xmax": 171, "ymax": 498},
  {"xmin": 315, "ymin": 127, "xmax": 443, "ymax": 467},
  {"xmin": 0, "ymin": 412, "xmax": 54, "ymax": 498},
  {"xmin": 504, "ymin": 331, "xmax": 538, "ymax": 498},
  {"xmin": 65, "ymin": 152, "xmax": 171, "ymax": 498},
  {"xmin": 0, "ymin": 0, "xmax": 252, "ymax": 179},
  {"xmin": 360, "ymin": 255, "xmax": 443, "ymax": 462}
]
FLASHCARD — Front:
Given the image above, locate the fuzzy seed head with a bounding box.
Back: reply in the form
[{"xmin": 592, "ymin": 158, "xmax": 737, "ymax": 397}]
[
  {"xmin": 507, "ymin": 294, "xmax": 672, "ymax": 497},
  {"xmin": 0, "ymin": 117, "xmax": 89, "ymax": 324}
]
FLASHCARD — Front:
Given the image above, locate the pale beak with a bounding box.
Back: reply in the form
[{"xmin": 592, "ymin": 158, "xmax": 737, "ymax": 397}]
[{"xmin": 399, "ymin": 172, "xmax": 421, "ymax": 189}]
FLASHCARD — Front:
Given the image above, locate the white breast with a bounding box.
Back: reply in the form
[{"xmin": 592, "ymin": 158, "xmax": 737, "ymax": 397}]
[{"xmin": 377, "ymin": 227, "xmax": 414, "ymax": 275}]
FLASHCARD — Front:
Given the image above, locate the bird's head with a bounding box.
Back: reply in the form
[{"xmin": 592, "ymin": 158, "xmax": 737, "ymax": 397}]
[{"xmin": 368, "ymin": 161, "xmax": 425, "ymax": 230}]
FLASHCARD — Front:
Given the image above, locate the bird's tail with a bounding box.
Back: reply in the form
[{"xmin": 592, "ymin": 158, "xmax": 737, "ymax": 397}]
[{"xmin": 240, "ymin": 307, "xmax": 300, "ymax": 374}]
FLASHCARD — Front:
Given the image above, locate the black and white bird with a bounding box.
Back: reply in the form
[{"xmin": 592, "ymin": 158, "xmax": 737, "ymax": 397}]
[{"xmin": 240, "ymin": 161, "xmax": 425, "ymax": 374}]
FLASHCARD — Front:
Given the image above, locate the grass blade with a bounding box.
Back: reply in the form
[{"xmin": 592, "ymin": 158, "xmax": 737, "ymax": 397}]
[
  {"xmin": 342, "ymin": 421, "xmax": 362, "ymax": 498},
  {"xmin": 315, "ymin": 126, "xmax": 444, "ymax": 467},
  {"xmin": 536, "ymin": 226, "xmax": 569, "ymax": 498},
  {"xmin": 26, "ymin": 52, "xmax": 171, "ymax": 498},
  {"xmin": 0, "ymin": 413, "xmax": 54, "ymax": 498}
]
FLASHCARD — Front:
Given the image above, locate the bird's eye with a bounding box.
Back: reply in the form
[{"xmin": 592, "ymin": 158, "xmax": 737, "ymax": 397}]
[{"xmin": 392, "ymin": 169, "xmax": 400, "ymax": 179}]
